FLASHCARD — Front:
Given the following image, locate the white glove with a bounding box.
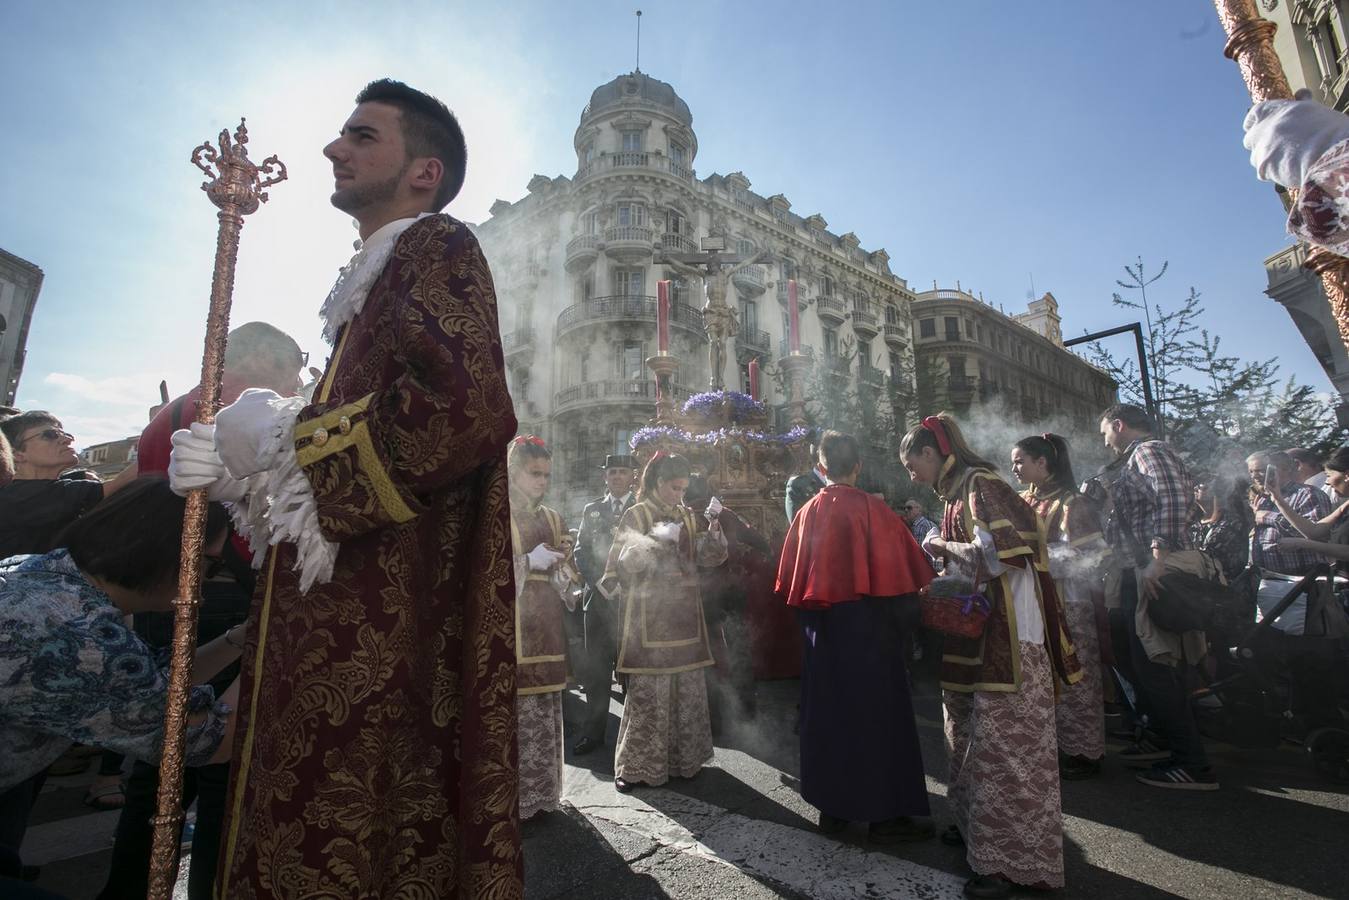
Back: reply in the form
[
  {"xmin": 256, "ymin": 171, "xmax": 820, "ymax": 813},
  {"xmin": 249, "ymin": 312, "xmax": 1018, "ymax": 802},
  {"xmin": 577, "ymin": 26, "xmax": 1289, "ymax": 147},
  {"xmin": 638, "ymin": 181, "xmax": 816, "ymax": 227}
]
[
  {"xmin": 1243, "ymin": 97, "xmax": 1349, "ymax": 190},
  {"xmin": 651, "ymin": 521, "xmax": 682, "ymax": 544},
  {"xmin": 527, "ymin": 543, "xmax": 565, "ymax": 572},
  {"xmin": 214, "ymin": 388, "xmax": 292, "ymax": 479},
  {"xmin": 705, "ymin": 496, "xmax": 724, "ymax": 521},
  {"xmin": 168, "ymin": 422, "xmax": 246, "ymax": 502}
]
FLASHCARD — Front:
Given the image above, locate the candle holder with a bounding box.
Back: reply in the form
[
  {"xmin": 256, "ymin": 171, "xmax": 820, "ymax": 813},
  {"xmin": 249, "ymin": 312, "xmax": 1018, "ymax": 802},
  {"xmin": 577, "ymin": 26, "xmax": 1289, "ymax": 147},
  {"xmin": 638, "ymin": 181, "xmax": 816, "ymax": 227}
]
[
  {"xmin": 778, "ymin": 351, "xmax": 812, "ymax": 427},
  {"xmin": 647, "ymin": 353, "xmax": 680, "ymax": 424}
]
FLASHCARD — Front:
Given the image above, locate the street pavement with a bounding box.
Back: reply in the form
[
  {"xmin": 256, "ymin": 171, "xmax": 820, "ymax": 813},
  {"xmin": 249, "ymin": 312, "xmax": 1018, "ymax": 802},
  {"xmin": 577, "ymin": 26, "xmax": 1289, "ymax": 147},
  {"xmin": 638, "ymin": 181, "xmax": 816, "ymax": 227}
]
[{"xmin": 21, "ymin": 676, "xmax": 1349, "ymax": 899}]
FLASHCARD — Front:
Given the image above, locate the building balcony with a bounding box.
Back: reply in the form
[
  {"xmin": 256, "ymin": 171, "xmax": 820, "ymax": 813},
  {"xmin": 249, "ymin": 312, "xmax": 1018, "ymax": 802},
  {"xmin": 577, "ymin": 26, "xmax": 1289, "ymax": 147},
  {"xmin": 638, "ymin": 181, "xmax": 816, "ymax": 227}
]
[
  {"xmin": 502, "ymin": 325, "xmax": 534, "ymax": 364},
  {"xmin": 816, "ymin": 295, "xmax": 846, "ymax": 323},
  {"xmin": 948, "ymin": 374, "xmax": 976, "ymax": 403},
  {"xmin": 565, "ymin": 233, "xmax": 599, "ymax": 272},
  {"xmin": 658, "ymin": 232, "xmax": 697, "ymax": 256},
  {"xmin": 883, "ymin": 323, "xmax": 907, "ymax": 346},
  {"xmin": 553, "ymin": 379, "xmax": 692, "ymax": 415},
  {"xmin": 575, "ymin": 152, "xmax": 696, "ymax": 183},
  {"xmin": 888, "ymin": 374, "xmax": 910, "ymax": 395},
  {"xmin": 859, "ymin": 363, "xmax": 885, "ymax": 387},
  {"xmin": 778, "ymin": 339, "xmax": 815, "ymax": 358},
  {"xmin": 604, "ymin": 224, "xmax": 655, "ymax": 262},
  {"xmin": 850, "ymin": 308, "xmax": 879, "ymax": 336},
  {"xmin": 732, "ymin": 264, "xmax": 766, "ymax": 296},
  {"xmin": 556, "ymin": 294, "xmax": 704, "ymax": 341},
  {"xmin": 736, "ymin": 327, "xmax": 771, "ymax": 354}
]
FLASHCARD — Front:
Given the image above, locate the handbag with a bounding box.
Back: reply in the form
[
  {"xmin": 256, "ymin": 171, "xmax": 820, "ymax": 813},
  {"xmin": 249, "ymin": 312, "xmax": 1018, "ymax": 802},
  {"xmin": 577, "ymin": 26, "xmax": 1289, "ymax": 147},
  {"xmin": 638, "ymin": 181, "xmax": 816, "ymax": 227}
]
[
  {"xmin": 1116, "ymin": 512, "xmax": 1228, "ymax": 633},
  {"xmin": 920, "ymin": 587, "xmax": 992, "ymax": 640}
]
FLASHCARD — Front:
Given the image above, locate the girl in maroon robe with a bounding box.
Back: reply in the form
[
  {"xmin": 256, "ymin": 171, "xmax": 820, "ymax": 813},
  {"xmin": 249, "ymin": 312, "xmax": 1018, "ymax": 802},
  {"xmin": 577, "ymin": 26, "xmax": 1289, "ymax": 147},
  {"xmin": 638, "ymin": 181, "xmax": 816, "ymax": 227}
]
[
  {"xmin": 507, "ymin": 437, "xmax": 575, "ymax": 820},
  {"xmin": 902, "ymin": 414, "xmax": 1080, "ymax": 899},
  {"xmin": 599, "ymin": 453, "xmax": 727, "ymax": 792},
  {"xmin": 1012, "ymin": 433, "xmax": 1108, "ymax": 779}
]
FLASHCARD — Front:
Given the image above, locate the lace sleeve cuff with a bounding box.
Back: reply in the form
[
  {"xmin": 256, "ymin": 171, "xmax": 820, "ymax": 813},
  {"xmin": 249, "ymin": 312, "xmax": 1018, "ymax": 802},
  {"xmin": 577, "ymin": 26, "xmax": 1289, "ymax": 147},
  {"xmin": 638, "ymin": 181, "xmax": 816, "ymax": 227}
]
[{"xmin": 230, "ymin": 399, "xmax": 339, "ymax": 593}]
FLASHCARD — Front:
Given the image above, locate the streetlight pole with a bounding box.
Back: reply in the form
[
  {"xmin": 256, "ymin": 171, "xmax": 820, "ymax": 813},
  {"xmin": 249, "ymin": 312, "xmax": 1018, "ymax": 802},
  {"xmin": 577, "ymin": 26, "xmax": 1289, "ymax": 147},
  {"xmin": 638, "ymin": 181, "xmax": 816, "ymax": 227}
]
[{"xmin": 1064, "ymin": 322, "xmax": 1159, "ymax": 435}]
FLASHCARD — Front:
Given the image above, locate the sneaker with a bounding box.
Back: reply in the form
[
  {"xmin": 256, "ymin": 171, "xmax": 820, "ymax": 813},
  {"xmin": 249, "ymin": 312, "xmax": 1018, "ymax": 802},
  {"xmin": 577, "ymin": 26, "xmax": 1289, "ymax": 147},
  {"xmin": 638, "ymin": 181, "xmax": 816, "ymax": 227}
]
[
  {"xmin": 1135, "ymin": 764, "xmax": 1219, "ymax": 791},
  {"xmin": 1118, "ymin": 738, "xmax": 1170, "ymax": 767}
]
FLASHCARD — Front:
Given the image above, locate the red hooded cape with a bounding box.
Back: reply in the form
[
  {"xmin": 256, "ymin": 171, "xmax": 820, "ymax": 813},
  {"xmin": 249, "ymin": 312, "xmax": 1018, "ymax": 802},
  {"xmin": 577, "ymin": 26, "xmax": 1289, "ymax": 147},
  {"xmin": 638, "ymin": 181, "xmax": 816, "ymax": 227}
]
[{"xmin": 776, "ymin": 483, "xmax": 935, "ymax": 609}]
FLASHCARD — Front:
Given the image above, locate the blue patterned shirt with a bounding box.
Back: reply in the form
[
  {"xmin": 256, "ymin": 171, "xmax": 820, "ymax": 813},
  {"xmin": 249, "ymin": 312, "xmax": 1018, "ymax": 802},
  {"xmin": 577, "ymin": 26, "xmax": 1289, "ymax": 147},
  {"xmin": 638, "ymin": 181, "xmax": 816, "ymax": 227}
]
[{"xmin": 0, "ymin": 550, "xmax": 229, "ymax": 791}]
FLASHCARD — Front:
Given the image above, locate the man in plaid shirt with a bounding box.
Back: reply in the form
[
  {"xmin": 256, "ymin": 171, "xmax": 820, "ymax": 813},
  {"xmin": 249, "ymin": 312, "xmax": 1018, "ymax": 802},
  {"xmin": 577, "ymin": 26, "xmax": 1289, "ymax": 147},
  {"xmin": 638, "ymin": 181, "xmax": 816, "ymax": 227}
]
[
  {"xmin": 1098, "ymin": 404, "xmax": 1215, "ymax": 791},
  {"xmin": 1247, "ymin": 450, "xmax": 1331, "ymax": 577}
]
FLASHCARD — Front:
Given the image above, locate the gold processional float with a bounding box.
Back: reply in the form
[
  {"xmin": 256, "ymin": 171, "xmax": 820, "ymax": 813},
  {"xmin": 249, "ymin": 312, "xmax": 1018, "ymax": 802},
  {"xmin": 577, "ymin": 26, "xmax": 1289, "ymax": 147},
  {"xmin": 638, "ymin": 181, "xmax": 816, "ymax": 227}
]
[
  {"xmin": 149, "ymin": 120, "xmax": 285, "ymax": 900},
  {"xmin": 144, "ymin": 5, "xmax": 1349, "ymax": 894}
]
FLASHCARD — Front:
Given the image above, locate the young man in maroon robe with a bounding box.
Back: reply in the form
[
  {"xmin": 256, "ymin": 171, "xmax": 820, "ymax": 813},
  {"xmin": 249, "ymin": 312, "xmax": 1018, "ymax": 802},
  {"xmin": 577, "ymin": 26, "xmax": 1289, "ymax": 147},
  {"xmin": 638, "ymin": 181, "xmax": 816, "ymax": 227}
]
[
  {"xmin": 776, "ymin": 430, "xmax": 936, "ymax": 842},
  {"xmin": 169, "ymin": 79, "xmax": 521, "ymax": 898}
]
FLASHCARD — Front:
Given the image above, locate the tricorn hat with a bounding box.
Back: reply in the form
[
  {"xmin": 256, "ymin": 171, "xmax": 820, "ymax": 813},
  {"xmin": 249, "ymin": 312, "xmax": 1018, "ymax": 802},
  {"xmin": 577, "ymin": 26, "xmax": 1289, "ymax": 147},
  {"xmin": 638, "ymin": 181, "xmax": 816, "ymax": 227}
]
[{"xmin": 600, "ymin": 454, "xmax": 638, "ymax": 470}]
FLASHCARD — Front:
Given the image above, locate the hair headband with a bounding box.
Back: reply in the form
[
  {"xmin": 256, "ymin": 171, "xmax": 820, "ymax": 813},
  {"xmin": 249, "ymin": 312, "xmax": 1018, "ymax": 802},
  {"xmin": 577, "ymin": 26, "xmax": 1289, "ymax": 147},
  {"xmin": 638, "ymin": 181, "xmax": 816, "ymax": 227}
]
[
  {"xmin": 921, "ymin": 416, "xmax": 952, "ymax": 456},
  {"xmin": 511, "ymin": 434, "xmax": 546, "ymax": 449}
]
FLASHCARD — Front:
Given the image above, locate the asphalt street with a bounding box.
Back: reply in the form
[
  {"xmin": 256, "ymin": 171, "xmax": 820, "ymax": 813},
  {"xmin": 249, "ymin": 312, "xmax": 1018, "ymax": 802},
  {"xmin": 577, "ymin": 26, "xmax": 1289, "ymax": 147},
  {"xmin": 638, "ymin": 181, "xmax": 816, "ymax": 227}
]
[{"xmin": 21, "ymin": 676, "xmax": 1349, "ymax": 899}]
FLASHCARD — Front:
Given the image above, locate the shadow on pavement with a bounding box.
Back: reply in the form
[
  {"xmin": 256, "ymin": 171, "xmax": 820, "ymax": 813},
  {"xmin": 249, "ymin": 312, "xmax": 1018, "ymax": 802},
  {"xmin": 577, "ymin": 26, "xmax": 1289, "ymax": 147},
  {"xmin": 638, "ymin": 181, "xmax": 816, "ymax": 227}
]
[{"xmin": 523, "ymin": 807, "xmax": 669, "ymax": 900}]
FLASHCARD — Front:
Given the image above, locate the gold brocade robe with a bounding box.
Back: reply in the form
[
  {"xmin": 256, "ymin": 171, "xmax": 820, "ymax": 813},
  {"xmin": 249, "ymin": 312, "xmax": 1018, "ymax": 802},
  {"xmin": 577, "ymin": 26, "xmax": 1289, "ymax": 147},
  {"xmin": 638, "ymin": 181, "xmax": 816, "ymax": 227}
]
[
  {"xmin": 939, "ymin": 467, "xmax": 1081, "ymax": 693},
  {"xmin": 510, "ymin": 498, "xmax": 569, "ymax": 695},
  {"xmin": 601, "ymin": 499, "xmax": 725, "ymax": 674},
  {"xmin": 216, "ymin": 216, "xmax": 522, "ymax": 899}
]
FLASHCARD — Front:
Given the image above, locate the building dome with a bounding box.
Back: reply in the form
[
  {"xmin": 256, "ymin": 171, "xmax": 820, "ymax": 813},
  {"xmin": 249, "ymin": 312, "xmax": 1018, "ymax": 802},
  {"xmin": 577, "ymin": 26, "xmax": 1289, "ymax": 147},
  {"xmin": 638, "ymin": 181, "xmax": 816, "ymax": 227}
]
[{"xmin": 581, "ymin": 71, "xmax": 693, "ymax": 128}]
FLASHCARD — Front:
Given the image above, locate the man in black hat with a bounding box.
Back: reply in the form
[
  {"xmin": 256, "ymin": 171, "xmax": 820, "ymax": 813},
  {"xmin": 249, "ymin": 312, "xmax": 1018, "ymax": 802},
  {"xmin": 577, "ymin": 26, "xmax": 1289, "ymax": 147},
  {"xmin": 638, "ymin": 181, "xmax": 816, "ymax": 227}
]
[{"xmin": 572, "ymin": 454, "xmax": 638, "ymax": 755}]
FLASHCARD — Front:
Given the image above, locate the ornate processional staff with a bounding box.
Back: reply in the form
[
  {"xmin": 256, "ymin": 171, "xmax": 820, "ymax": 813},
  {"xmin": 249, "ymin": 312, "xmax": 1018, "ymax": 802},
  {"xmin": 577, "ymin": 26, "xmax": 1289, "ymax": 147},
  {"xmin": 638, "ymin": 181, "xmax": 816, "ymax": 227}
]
[
  {"xmin": 147, "ymin": 120, "xmax": 286, "ymax": 900},
  {"xmin": 1213, "ymin": 0, "xmax": 1349, "ymax": 352}
]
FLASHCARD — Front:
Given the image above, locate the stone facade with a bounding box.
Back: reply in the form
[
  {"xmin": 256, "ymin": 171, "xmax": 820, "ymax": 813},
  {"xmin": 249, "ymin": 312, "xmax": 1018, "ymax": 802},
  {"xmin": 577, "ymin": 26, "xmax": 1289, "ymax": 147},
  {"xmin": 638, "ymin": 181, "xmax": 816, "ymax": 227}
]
[
  {"xmin": 0, "ymin": 248, "xmax": 43, "ymax": 407},
  {"xmin": 475, "ymin": 71, "xmax": 917, "ymax": 518},
  {"xmin": 912, "ymin": 288, "xmax": 1116, "ymax": 424},
  {"xmin": 1255, "ymin": 0, "xmax": 1349, "ymax": 422}
]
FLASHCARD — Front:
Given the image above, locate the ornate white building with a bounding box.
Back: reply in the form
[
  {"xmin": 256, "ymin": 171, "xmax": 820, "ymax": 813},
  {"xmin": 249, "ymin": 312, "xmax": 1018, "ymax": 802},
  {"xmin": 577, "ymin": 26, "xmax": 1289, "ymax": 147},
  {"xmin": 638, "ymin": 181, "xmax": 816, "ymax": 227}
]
[{"xmin": 475, "ymin": 71, "xmax": 918, "ymax": 516}]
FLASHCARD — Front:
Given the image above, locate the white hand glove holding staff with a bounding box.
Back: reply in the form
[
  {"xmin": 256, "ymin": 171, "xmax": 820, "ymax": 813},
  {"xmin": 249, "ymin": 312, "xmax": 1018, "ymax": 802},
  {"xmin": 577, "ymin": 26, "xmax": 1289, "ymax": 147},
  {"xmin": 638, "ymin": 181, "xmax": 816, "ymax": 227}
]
[
  {"xmin": 1243, "ymin": 95, "xmax": 1349, "ymax": 190},
  {"xmin": 214, "ymin": 388, "xmax": 294, "ymax": 479},
  {"xmin": 167, "ymin": 422, "xmax": 245, "ymax": 503}
]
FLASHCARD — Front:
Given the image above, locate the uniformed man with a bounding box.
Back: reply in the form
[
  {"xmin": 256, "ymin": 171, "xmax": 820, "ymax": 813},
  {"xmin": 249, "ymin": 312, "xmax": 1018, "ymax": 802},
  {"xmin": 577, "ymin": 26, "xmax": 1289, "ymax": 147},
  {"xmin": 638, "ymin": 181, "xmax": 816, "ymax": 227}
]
[{"xmin": 572, "ymin": 454, "xmax": 637, "ymax": 755}]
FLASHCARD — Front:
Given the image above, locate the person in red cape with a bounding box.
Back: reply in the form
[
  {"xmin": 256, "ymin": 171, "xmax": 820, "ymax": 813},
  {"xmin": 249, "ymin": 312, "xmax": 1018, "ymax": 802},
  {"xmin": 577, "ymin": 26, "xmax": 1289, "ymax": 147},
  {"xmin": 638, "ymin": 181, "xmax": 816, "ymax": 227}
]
[{"xmin": 776, "ymin": 430, "xmax": 935, "ymax": 842}]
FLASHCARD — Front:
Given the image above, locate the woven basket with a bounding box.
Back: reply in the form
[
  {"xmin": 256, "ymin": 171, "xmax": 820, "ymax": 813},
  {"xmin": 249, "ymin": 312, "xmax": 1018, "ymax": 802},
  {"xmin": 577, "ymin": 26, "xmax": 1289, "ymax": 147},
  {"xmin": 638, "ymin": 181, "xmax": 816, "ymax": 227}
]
[{"xmin": 920, "ymin": 592, "xmax": 991, "ymax": 640}]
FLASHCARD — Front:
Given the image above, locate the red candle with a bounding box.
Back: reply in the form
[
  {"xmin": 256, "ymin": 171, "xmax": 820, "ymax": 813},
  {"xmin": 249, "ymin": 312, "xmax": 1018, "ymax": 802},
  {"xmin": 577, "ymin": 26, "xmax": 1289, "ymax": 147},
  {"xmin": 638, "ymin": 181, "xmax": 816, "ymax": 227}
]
[
  {"xmin": 788, "ymin": 279, "xmax": 800, "ymax": 352},
  {"xmin": 657, "ymin": 280, "xmax": 670, "ymax": 353},
  {"xmin": 748, "ymin": 358, "xmax": 760, "ymax": 401}
]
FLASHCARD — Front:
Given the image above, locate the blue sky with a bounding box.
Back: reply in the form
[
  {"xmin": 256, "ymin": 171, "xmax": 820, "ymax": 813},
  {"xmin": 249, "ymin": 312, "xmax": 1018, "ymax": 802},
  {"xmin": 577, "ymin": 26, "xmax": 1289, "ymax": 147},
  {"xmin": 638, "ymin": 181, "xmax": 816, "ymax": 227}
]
[{"xmin": 0, "ymin": 0, "xmax": 1314, "ymax": 447}]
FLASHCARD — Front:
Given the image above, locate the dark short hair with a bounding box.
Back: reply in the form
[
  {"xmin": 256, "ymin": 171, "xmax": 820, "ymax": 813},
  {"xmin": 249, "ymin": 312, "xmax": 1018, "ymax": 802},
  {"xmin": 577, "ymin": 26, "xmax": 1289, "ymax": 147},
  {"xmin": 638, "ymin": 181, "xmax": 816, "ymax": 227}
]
[
  {"xmin": 1099, "ymin": 403, "xmax": 1154, "ymax": 433},
  {"xmin": 355, "ymin": 78, "xmax": 467, "ymax": 211},
  {"xmin": 819, "ymin": 430, "xmax": 861, "ymax": 478},
  {"xmin": 1286, "ymin": 447, "xmax": 1323, "ymax": 468},
  {"xmin": 1, "ymin": 411, "xmax": 62, "ymax": 448},
  {"xmin": 56, "ymin": 477, "xmax": 229, "ymax": 593},
  {"xmin": 1326, "ymin": 446, "xmax": 1349, "ymax": 473},
  {"xmin": 224, "ymin": 322, "xmax": 303, "ymax": 379}
]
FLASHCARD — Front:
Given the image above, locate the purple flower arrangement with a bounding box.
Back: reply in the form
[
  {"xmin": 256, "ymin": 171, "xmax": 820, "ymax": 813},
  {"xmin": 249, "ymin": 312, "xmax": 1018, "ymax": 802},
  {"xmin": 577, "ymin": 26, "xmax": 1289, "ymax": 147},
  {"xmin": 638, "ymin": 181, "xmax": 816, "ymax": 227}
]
[
  {"xmin": 630, "ymin": 424, "xmax": 808, "ymax": 451},
  {"xmin": 681, "ymin": 390, "xmax": 766, "ymax": 423}
]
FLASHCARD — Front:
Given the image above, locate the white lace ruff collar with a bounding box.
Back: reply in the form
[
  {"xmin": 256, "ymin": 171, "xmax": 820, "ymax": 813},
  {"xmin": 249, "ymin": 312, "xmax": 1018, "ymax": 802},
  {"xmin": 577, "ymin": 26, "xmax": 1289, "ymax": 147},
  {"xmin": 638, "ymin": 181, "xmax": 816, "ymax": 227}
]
[{"xmin": 319, "ymin": 213, "xmax": 431, "ymax": 344}]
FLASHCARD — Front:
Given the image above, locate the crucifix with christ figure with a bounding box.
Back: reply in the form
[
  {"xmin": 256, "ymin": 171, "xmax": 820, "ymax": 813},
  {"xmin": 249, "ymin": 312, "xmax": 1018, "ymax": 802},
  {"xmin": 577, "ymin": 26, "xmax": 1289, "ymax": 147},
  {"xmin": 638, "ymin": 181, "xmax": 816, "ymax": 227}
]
[{"xmin": 656, "ymin": 235, "xmax": 767, "ymax": 390}]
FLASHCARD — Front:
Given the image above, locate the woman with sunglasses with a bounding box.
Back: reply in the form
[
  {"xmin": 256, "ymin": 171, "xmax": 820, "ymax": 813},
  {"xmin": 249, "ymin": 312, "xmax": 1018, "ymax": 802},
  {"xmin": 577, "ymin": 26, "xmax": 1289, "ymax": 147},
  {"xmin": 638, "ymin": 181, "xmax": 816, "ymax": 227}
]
[{"xmin": 0, "ymin": 411, "xmax": 137, "ymax": 560}]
